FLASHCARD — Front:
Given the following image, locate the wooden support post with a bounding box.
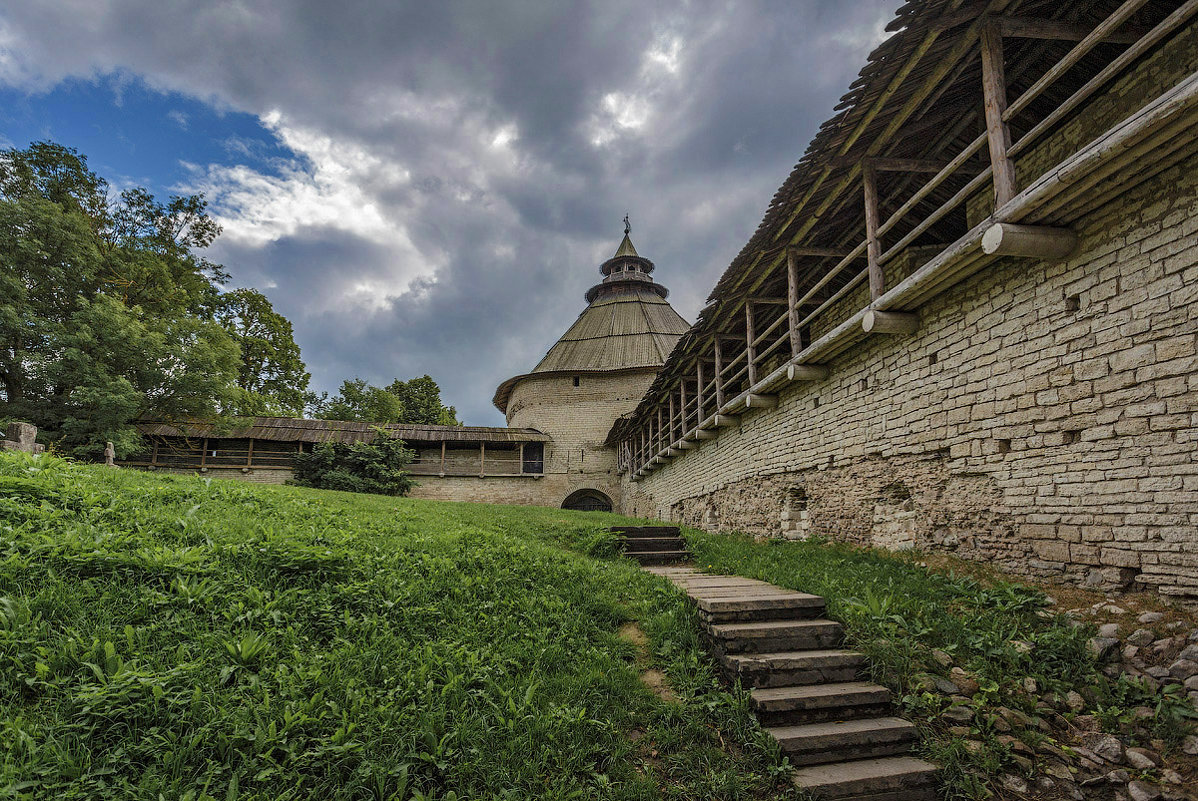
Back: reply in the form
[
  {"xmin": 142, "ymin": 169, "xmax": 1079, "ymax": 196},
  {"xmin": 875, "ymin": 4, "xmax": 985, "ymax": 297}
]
[
  {"xmin": 200, "ymin": 437, "xmax": 208, "ymax": 469},
  {"xmin": 679, "ymin": 379, "xmax": 688, "ymax": 433},
  {"xmin": 696, "ymin": 360, "xmax": 706, "ymax": 422},
  {"xmin": 786, "ymin": 248, "xmax": 802, "ymax": 356},
  {"xmin": 519, "ymin": 442, "xmax": 525, "ymax": 475},
  {"xmin": 863, "ymin": 163, "xmax": 884, "ymax": 300},
  {"xmin": 440, "ymin": 441, "xmax": 446, "ymax": 476},
  {"xmin": 787, "ymin": 364, "xmax": 830, "ymax": 382},
  {"xmin": 981, "ymin": 21, "xmax": 1017, "ymax": 208},
  {"xmin": 152, "ymin": 438, "xmax": 159, "ymax": 467},
  {"xmin": 479, "ymin": 441, "xmax": 485, "ymax": 478},
  {"xmin": 657, "ymin": 408, "xmax": 664, "ymax": 453},
  {"xmin": 713, "ymin": 338, "xmax": 726, "ymax": 408},
  {"xmin": 745, "ymin": 302, "xmax": 758, "ymax": 386},
  {"xmin": 668, "ymin": 391, "xmax": 676, "ymax": 444},
  {"xmin": 863, "ymin": 310, "xmax": 919, "ymax": 335},
  {"xmin": 981, "ymin": 223, "xmax": 1078, "ymax": 259},
  {"xmin": 245, "ymin": 438, "xmax": 252, "ymax": 468}
]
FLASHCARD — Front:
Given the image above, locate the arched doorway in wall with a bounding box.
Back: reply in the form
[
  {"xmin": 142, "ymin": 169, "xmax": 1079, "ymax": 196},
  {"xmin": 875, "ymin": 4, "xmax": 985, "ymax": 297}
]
[{"xmin": 561, "ymin": 488, "xmax": 613, "ymax": 512}]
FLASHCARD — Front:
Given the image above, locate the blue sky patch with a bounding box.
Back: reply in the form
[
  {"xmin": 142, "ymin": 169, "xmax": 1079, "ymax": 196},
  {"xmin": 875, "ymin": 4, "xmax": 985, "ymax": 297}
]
[{"xmin": 0, "ymin": 75, "xmax": 295, "ymax": 197}]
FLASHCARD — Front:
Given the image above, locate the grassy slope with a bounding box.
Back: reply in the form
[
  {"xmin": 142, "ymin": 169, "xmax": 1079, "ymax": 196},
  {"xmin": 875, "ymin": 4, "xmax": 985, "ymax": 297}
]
[{"xmin": 0, "ymin": 454, "xmax": 793, "ymax": 801}]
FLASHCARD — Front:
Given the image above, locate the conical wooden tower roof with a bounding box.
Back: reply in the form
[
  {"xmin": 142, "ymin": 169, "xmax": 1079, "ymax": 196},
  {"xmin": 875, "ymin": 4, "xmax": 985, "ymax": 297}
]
[{"xmin": 493, "ymin": 229, "xmax": 689, "ymax": 413}]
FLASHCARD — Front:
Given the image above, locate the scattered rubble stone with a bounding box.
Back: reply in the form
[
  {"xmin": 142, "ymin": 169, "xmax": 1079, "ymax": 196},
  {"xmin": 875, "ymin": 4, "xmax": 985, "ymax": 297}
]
[
  {"xmin": 1099, "ymin": 622, "xmax": 1122, "ymax": 638},
  {"xmin": 1065, "ymin": 690, "xmax": 1086, "ymax": 712},
  {"xmin": 1125, "ymin": 748, "xmax": 1158, "ymax": 770},
  {"xmin": 1090, "ymin": 637, "xmax": 1121, "ymax": 661},
  {"xmin": 1128, "ymin": 780, "xmax": 1163, "ymax": 801},
  {"xmin": 1092, "ymin": 736, "xmax": 1124, "ymax": 764},
  {"xmin": 1138, "ymin": 612, "xmax": 1164, "ymax": 624},
  {"xmin": 1001, "ymin": 774, "xmax": 1028, "ymax": 794}
]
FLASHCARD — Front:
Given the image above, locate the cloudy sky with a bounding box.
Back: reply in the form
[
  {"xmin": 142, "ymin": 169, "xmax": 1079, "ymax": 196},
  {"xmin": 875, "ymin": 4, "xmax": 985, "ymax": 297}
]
[{"xmin": 0, "ymin": 1, "xmax": 894, "ymax": 425}]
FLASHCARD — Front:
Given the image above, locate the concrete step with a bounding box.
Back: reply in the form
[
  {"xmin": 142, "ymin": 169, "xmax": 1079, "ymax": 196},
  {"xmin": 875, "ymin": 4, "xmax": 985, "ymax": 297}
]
[
  {"xmin": 619, "ymin": 537, "xmax": 688, "ymax": 552},
  {"xmin": 791, "ymin": 755, "xmax": 937, "ymax": 801},
  {"xmin": 721, "ymin": 648, "xmax": 866, "ymax": 687},
  {"xmin": 769, "ymin": 717, "xmax": 918, "ymax": 766},
  {"xmin": 709, "ymin": 618, "xmax": 843, "ymax": 654},
  {"xmin": 626, "ymin": 550, "xmax": 691, "ymax": 566},
  {"xmin": 696, "ymin": 592, "xmax": 826, "ymax": 623},
  {"xmin": 751, "ymin": 681, "xmax": 891, "ymax": 726}
]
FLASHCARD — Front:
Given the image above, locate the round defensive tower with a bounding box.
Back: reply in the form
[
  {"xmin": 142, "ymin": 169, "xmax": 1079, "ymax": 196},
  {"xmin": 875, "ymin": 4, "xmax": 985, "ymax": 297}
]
[{"xmin": 492, "ymin": 225, "xmax": 689, "ymax": 512}]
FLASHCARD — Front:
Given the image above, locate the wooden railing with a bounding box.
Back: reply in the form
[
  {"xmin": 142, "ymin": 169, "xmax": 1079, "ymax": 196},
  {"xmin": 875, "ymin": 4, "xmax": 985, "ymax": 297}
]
[{"xmin": 622, "ymin": 1, "xmax": 1198, "ymax": 478}]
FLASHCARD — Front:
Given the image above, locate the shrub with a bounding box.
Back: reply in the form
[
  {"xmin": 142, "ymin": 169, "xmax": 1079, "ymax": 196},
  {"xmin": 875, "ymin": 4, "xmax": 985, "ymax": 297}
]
[{"xmin": 289, "ymin": 428, "xmax": 415, "ymax": 495}]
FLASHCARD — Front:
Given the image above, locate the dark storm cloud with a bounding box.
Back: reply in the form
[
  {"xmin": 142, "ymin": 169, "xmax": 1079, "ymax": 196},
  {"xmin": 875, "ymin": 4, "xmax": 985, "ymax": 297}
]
[{"xmin": 0, "ymin": 0, "xmax": 895, "ymax": 423}]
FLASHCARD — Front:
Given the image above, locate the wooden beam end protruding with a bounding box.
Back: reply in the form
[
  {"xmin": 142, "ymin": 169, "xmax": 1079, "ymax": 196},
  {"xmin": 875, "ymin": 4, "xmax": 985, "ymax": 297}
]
[
  {"xmin": 713, "ymin": 414, "xmax": 739, "ymax": 428},
  {"xmin": 863, "ymin": 310, "xmax": 919, "ymax": 335},
  {"xmin": 678, "ymin": 440, "xmax": 698, "ymax": 450},
  {"xmin": 787, "ymin": 363, "xmax": 830, "ymax": 382},
  {"xmin": 745, "ymin": 393, "xmax": 779, "ymax": 409},
  {"xmin": 694, "ymin": 428, "xmax": 718, "ymax": 440},
  {"xmin": 981, "ymin": 223, "xmax": 1078, "ymax": 260}
]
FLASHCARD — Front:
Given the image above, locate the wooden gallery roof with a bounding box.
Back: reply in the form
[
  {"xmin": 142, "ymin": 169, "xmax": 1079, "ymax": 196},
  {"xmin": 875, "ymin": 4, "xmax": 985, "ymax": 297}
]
[
  {"xmin": 137, "ymin": 417, "xmax": 551, "ymax": 444},
  {"xmin": 492, "ymin": 232, "xmax": 690, "ymax": 413},
  {"xmin": 609, "ymin": 0, "xmax": 1196, "ymax": 470}
]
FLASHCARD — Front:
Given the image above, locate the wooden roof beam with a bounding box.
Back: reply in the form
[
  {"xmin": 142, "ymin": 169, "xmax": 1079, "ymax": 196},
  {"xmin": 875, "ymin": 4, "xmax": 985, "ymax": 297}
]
[{"xmin": 996, "ymin": 16, "xmax": 1147, "ymax": 45}]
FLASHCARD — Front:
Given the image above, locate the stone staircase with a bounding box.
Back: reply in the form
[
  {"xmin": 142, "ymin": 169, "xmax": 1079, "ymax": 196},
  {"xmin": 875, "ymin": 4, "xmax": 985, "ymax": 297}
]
[
  {"xmin": 651, "ymin": 566, "xmax": 937, "ymax": 801},
  {"xmin": 610, "ymin": 525, "xmax": 691, "ymax": 566}
]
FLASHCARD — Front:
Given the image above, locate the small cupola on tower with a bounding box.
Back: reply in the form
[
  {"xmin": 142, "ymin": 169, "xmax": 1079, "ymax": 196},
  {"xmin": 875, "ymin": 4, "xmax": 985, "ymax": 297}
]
[
  {"xmin": 492, "ymin": 218, "xmax": 689, "ymax": 415},
  {"xmin": 586, "ymin": 216, "xmax": 670, "ymax": 303}
]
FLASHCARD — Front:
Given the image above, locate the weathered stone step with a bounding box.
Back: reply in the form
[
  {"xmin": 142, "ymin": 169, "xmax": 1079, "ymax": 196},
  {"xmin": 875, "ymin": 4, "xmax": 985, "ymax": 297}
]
[
  {"xmin": 751, "ymin": 681, "xmax": 890, "ymax": 726},
  {"xmin": 791, "ymin": 755, "xmax": 937, "ymax": 801},
  {"xmin": 769, "ymin": 717, "xmax": 918, "ymax": 766},
  {"xmin": 721, "ymin": 648, "xmax": 866, "ymax": 687},
  {"xmin": 709, "ymin": 619, "xmax": 843, "ymax": 654},
  {"xmin": 619, "ymin": 537, "xmax": 688, "ymax": 552},
  {"xmin": 696, "ymin": 593, "xmax": 826, "ymax": 623},
  {"xmin": 609, "ymin": 525, "xmax": 680, "ymax": 539},
  {"xmin": 626, "ymin": 550, "xmax": 691, "ymax": 566}
]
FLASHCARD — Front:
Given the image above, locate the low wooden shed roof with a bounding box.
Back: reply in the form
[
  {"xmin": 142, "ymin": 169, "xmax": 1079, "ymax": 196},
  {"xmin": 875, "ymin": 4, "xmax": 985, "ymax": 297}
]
[{"xmin": 137, "ymin": 417, "xmax": 551, "ymax": 444}]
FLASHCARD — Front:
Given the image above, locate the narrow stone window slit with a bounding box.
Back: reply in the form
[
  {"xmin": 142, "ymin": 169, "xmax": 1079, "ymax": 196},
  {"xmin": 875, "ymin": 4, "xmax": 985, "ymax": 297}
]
[
  {"xmin": 997, "ymin": 438, "xmax": 1012, "ymax": 454},
  {"xmin": 1065, "ymin": 294, "xmax": 1081, "ymax": 313},
  {"xmin": 929, "ymin": 351, "xmax": 939, "ymax": 366}
]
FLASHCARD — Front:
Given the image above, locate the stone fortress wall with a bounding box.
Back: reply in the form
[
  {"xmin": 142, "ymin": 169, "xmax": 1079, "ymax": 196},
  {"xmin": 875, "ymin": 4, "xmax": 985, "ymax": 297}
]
[
  {"xmin": 620, "ymin": 32, "xmax": 1198, "ymax": 599},
  {"xmin": 505, "ymin": 370, "xmax": 659, "ymax": 509}
]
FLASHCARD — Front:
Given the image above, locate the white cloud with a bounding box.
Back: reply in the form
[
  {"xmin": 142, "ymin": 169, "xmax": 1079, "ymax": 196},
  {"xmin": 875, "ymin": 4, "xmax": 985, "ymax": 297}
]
[{"xmin": 183, "ymin": 111, "xmax": 433, "ymax": 312}]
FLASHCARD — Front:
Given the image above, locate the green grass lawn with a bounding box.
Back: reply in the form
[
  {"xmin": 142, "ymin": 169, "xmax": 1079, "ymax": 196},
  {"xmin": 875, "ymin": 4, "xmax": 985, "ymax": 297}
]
[
  {"xmin": 0, "ymin": 453, "xmax": 792, "ymax": 801},
  {"xmin": 3, "ymin": 453, "xmax": 1193, "ymax": 801}
]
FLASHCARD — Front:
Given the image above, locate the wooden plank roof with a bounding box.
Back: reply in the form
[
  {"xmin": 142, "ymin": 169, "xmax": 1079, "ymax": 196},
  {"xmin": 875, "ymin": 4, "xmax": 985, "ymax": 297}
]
[{"xmin": 136, "ymin": 417, "xmax": 551, "ymax": 444}]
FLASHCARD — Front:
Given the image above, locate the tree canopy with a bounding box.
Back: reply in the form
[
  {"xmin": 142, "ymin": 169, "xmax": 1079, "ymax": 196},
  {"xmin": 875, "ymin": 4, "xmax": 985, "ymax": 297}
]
[
  {"xmin": 0, "ymin": 141, "xmax": 310, "ymax": 457},
  {"xmin": 311, "ymin": 376, "xmax": 460, "ymax": 426}
]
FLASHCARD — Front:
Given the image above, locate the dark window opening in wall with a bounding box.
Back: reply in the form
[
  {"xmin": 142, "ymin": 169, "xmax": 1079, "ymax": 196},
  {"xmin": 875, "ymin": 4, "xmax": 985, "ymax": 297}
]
[
  {"xmin": 858, "ymin": 378, "xmax": 869, "ymax": 392},
  {"xmin": 929, "ymin": 351, "xmax": 939, "ymax": 366},
  {"xmin": 522, "ymin": 443, "xmax": 544, "ymax": 474},
  {"xmin": 997, "ymin": 439, "xmax": 1012, "ymax": 454},
  {"xmin": 573, "ymin": 376, "xmax": 581, "ymax": 387},
  {"xmin": 1062, "ymin": 430, "xmax": 1081, "ymax": 445},
  {"xmin": 812, "ymin": 397, "xmax": 821, "ymax": 409},
  {"xmin": 1065, "ymin": 294, "xmax": 1081, "ymax": 313},
  {"xmin": 561, "ymin": 488, "xmax": 612, "ymax": 512}
]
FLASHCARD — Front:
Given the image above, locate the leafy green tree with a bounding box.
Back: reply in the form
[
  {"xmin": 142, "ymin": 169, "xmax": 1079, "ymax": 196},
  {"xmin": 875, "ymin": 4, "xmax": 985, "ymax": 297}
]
[
  {"xmin": 289, "ymin": 428, "xmax": 414, "ymax": 495},
  {"xmin": 385, "ymin": 375, "xmax": 461, "ymax": 425},
  {"xmin": 311, "ymin": 375, "xmax": 460, "ymax": 425},
  {"xmin": 0, "ymin": 141, "xmax": 240, "ymax": 457},
  {"xmin": 215, "ymin": 288, "xmax": 310, "ymax": 416}
]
